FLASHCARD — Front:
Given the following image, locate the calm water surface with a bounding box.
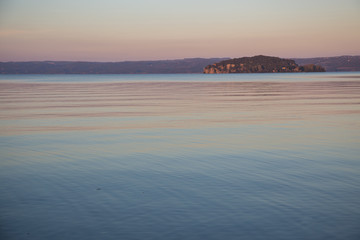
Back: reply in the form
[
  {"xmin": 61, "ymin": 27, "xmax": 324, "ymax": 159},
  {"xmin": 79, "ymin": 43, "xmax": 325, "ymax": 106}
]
[{"xmin": 1, "ymin": 73, "xmax": 360, "ymax": 239}]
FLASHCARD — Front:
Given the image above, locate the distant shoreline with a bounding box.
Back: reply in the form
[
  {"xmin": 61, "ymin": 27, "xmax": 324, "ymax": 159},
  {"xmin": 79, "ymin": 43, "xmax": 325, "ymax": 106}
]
[{"xmin": 1, "ymin": 56, "xmax": 359, "ymax": 74}]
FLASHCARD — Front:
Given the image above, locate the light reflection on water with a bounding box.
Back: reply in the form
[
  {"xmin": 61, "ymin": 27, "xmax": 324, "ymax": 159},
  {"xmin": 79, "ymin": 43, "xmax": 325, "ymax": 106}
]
[{"xmin": 0, "ymin": 74, "xmax": 360, "ymax": 240}]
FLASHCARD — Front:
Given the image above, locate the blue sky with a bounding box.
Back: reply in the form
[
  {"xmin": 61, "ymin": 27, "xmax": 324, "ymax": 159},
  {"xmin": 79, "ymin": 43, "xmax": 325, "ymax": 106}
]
[{"xmin": 0, "ymin": 0, "xmax": 359, "ymax": 61}]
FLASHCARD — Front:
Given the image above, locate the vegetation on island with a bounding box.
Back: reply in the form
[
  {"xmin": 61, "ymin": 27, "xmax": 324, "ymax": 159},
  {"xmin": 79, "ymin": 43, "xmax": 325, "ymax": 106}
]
[{"xmin": 203, "ymin": 55, "xmax": 325, "ymax": 74}]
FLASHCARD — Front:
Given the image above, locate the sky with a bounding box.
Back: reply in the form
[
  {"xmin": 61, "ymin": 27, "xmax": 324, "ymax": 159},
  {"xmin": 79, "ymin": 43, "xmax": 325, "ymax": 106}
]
[{"xmin": 0, "ymin": 0, "xmax": 359, "ymax": 61}]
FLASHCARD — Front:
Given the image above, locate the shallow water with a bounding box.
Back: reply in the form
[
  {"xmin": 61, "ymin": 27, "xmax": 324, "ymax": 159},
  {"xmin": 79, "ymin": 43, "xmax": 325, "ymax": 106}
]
[{"xmin": 1, "ymin": 73, "xmax": 360, "ymax": 239}]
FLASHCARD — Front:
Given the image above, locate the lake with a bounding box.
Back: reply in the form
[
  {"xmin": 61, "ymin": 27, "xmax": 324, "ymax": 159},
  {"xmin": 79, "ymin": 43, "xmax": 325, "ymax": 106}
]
[{"xmin": 0, "ymin": 73, "xmax": 360, "ymax": 240}]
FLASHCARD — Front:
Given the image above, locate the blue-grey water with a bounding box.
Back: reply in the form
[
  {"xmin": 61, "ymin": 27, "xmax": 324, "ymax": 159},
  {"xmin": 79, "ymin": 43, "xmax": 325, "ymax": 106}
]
[{"xmin": 1, "ymin": 73, "xmax": 360, "ymax": 240}]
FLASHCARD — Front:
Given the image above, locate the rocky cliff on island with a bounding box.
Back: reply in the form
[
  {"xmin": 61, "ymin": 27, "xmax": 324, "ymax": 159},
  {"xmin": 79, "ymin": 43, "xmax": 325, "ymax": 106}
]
[{"xmin": 204, "ymin": 55, "xmax": 325, "ymax": 74}]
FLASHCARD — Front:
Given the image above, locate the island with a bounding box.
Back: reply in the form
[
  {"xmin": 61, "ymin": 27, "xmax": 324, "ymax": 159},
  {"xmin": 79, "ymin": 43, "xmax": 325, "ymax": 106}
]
[{"xmin": 203, "ymin": 55, "xmax": 325, "ymax": 74}]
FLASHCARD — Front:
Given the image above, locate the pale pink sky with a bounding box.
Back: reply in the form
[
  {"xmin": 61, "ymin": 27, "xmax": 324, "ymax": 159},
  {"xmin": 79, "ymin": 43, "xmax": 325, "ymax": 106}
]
[{"xmin": 0, "ymin": 0, "xmax": 359, "ymax": 61}]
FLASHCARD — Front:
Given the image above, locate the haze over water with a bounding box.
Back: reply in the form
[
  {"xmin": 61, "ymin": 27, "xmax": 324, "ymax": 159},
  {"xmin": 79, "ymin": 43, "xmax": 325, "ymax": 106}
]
[{"xmin": 0, "ymin": 73, "xmax": 360, "ymax": 239}]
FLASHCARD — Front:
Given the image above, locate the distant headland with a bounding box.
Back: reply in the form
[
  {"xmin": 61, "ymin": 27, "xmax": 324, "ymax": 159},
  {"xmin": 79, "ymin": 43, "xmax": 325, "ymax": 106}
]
[
  {"xmin": 0, "ymin": 55, "xmax": 359, "ymax": 74},
  {"xmin": 204, "ymin": 55, "xmax": 325, "ymax": 74}
]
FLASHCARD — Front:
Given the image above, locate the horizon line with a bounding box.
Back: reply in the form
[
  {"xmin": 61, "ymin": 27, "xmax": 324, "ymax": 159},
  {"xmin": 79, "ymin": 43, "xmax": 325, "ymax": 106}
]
[{"xmin": 0, "ymin": 55, "xmax": 359, "ymax": 63}]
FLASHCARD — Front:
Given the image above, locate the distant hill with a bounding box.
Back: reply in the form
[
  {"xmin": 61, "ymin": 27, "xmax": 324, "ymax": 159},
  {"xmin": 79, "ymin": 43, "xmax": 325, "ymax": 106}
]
[
  {"xmin": 0, "ymin": 58, "xmax": 228, "ymax": 74},
  {"xmin": 204, "ymin": 55, "xmax": 325, "ymax": 74},
  {"xmin": 0, "ymin": 56, "xmax": 359, "ymax": 74},
  {"xmin": 293, "ymin": 56, "xmax": 360, "ymax": 72}
]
